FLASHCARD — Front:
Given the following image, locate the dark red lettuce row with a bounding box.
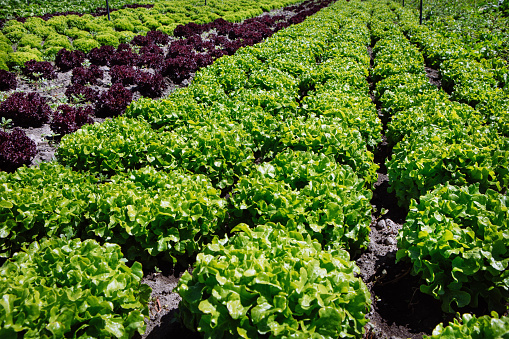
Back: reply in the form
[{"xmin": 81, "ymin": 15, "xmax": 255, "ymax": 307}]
[
  {"xmin": 55, "ymin": 49, "xmax": 85, "ymax": 71},
  {"xmin": 50, "ymin": 104, "xmax": 94, "ymax": 137},
  {"xmin": 95, "ymin": 83, "xmax": 132, "ymax": 117},
  {"xmin": 0, "ymin": 92, "xmax": 51, "ymax": 127},
  {"xmin": 65, "ymin": 83, "xmax": 99, "ymax": 104},
  {"xmin": 0, "ymin": 128, "xmax": 37, "ymax": 172},
  {"xmin": 0, "ymin": 70, "xmax": 17, "ymax": 91},
  {"xmin": 22, "ymin": 60, "xmax": 56, "ymax": 80},
  {"xmin": 71, "ymin": 65, "xmax": 103, "ymax": 85}
]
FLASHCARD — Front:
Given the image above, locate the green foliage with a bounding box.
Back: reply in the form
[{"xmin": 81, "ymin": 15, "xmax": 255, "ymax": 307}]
[
  {"xmin": 397, "ymin": 184, "xmax": 509, "ymax": 313},
  {"xmin": 280, "ymin": 116, "xmax": 378, "ymax": 186},
  {"xmin": 113, "ymin": 18, "xmax": 135, "ymax": 32},
  {"xmin": 476, "ymin": 88, "xmax": 509, "ymax": 137},
  {"xmin": 0, "ymin": 42, "xmax": 13, "ymax": 54},
  {"xmin": 4, "ymin": 29, "xmax": 26, "ymax": 44},
  {"xmin": 0, "ymin": 52, "xmax": 8, "ymax": 71},
  {"xmin": 65, "ymin": 27, "xmax": 91, "ymax": 40},
  {"xmin": 230, "ymin": 150, "xmax": 372, "ymax": 253},
  {"xmin": 172, "ymin": 120, "xmax": 256, "ymax": 189},
  {"xmin": 117, "ymin": 31, "xmax": 138, "ymax": 44},
  {"xmin": 386, "ymin": 99, "xmax": 483, "ymax": 146},
  {"xmin": 6, "ymin": 51, "xmax": 41, "ymax": 68},
  {"xmin": 95, "ymin": 33, "xmax": 120, "ymax": 47},
  {"xmin": 125, "ymin": 89, "xmax": 209, "ymax": 130},
  {"xmin": 372, "ymin": 35, "xmax": 425, "ymax": 81},
  {"xmin": 426, "ymin": 313, "xmax": 509, "ymax": 339},
  {"xmin": 0, "ymin": 237, "xmax": 150, "ymax": 338},
  {"xmin": 87, "ymin": 166, "xmax": 226, "ymax": 263},
  {"xmin": 72, "ymin": 37, "xmax": 100, "ymax": 53},
  {"xmin": 56, "ymin": 117, "xmax": 179, "ymax": 175},
  {"xmin": 177, "ymin": 223, "xmax": 371, "ymax": 338},
  {"xmin": 16, "ymin": 46, "xmax": 43, "ymax": 59},
  {"xmin": 45, "ymin": 16, "xmax": 69, "ymax": 34},
  {"xmin": 0, "ymin": 162, "xmax": 95, "ymax": 257},
  {"xmin": 44, "ymin": 33, "xmax": 73, "ymax": 50},
  {"xmin": 17, "ymin": 34, "xmax": 42, "ymax": 49},
  {"xmin": 388, "ymin": 126, "xmax": 509, "ymax": 206},
  {"xmin": 299, "ymin": 91, "xmax": 381, "ymax": 147}
]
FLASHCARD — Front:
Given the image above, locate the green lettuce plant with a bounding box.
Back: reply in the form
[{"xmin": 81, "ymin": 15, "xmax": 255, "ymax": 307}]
[
  {"xmin": 0, "ymin": 237, "xmax": 151, "ymax": 338},
  {"xmin": 425, "ymin": 313, "xmax": 509, "ymax": 338},
  {"xmin": 56, "ymin": 117, "xmax": 180, "ymax": 175},
  {"xmin": 0, "ymin": 162, "xmax": 97, "ymax": 258},
  {"xmin": 388, "ymin": 126, "xmax": 509, "ymax": 206},
  {"xmin": 86, "ymin": 166, "xmax": 226, "ymax": 263},
  {"xmin": 177, "ymin": 223, "xmax": 371, "ymax": 338},
  {"xmin": 397, "ymin": 184, "xmax": 509, "ymax": 313},
  {"xmin": 230, "ymin": 150, "xmax": 372, "ymax": 253},
  {"xmin": 280, "ymin": 115, "xmax": 378, "ymax": 186}
]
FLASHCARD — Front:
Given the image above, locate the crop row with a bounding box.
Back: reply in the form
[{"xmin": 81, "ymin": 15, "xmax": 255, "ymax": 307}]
[
  {"xmin": 0, "ymin": 0, "xmax": 383, "ymax": 337},
  {"xmin": 0, "ymin": 0, "xmax": 306, "ymax": 70},
  {"xmin": 0, "ymin": 0, "xmax": 157, "ymax": 22},
  {"xmin": 369, "ymin": 1, "xmax": 508, "ymax": 336},
  {"xmin": 0, "ymin": 0, "xmax": 335, "ymax": 173}
]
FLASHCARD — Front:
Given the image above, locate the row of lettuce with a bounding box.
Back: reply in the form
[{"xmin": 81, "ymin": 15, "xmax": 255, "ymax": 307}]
[
  {"xmin": 0, "ymin": 0, "xmax": 303, "ymax": 70},
  {"xmin": 1, "ymin": 0, "xmax": 507, "ymax": 336},
  {"xmin": 372, "ymin": 1, "xmax": 509, "ymax": 337},
  {"xmin": 0, "ymin": 1, "xmax": 383, "ymax": 337},
  {"xmin": 0, "ymin": 0, "xmax": 156, "ymax": 21}
]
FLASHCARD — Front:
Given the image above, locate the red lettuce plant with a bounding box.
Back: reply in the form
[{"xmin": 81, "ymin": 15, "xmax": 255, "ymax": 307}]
[
  {"xmin": 131, "ymin": 35, "xmax": 151, "ymax": 46},
  {"xmin": 139, "ymin": 44, "xmax": 164, "ymax": 56},
  {"xmin": 71, "ymin": 65, "xmax": 103, "ymax": 85},
  {"xmin": 135, "ymin": 71, "xmax": 166, "ymax": 98},
  {"xmin": 146, "ymin": 30, "xmax": 170, "ymax": 45},
  {"xmin": 110, "ymin": 49, "xmax": 139, "ymax": 67},
  {"xmin": 22, "ymin": 60, "xmax": 56, "ymax": 80},
  {"xmin": 0, "ymin": 128, "xmax": 37, "ymax": 172},
  {"xmin": 50, "ymin": 104, "xmax": 94, "ymax": 137},
  {"xmin": 0, "ymin": 70, "xmax": 17, "ymax": 91},
  {"xmin": 55, "ymin": 48, "xmax": 85, "ymax": 71},
  {"xmin": 137, "ymin": 53, "xmax": 165, "ymax": 70},
  {"xmin": 95, "ymin": 83, "xmax": 133, "ymax": 117},
  {"xmin": 87, "ymin": 45, "xmax": 116, "ymax": 66},
  {"xmin": 166, "ymin": 41, "xmax": 195, "ymax": 59},
  {"xmin": 0, "ymin": 92, "xmax": 51, "ymax": 127},
  {"xmin": 162, "ymin": 56, "xmax": 197, "ymax": 83},
  {"xmin": 110, "ymin": 65, "xmax": 138, "ymax": 86},
  {"xmin": 65, "ymin": 83, "xmax": 99, "ymax": 104}
]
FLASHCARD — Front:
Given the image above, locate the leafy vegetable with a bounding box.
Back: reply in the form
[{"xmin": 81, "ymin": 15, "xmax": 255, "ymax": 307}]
[
  {"xmin": 426, "ymin": 313, "xmax": 509, "ymax": 339},
  {"xmin": 0, "ymin": 237, "xmax": 150, "ymax": 338},
  {"xmin": 388, "ymin": 126, "xmax": 509, "ymax": 206},
  {"xmin": 397, "ymin": 184, "xmax": 509, "ymax": 313},
  {"xmin": 230, "ymin": 150, "xmax": 372, "ymax": 253},
  {"xmin": 177, "ymin": 223, "xmax": 371, "ymax": 338},
  {"xmin": 86, "ymin": 166, "xmax": 226, "ymax": 263}
]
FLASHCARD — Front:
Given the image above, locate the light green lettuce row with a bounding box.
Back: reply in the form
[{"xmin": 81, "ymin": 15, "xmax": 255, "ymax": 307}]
[
  {"xmin": 426, "ymin": 313, "xmax": 509, "ymax": 338},
  {"xmin": 0, "ymin": 237, "xmax": 151, "ymax": 338},
  {"xmin": 177, "ymin": 223, "xmax": 371, "ymax": 338},
  {"xmin": 397, "ymin": 184, "xmax": 509, "ymax": 313},
  {"xmin": 56, "ymin": 117, "xmax": 256, "ymax": 188},
  {"xmin": 229, "ymin": 150, "xmax": 372, "ymax": 254},
  {"xmin": 0, "ymin": 163, "xmax": 226, "ymax": 264},
  {"xmin": 387, "ymin": 125, "xmax": 509, "ymax": 207}
]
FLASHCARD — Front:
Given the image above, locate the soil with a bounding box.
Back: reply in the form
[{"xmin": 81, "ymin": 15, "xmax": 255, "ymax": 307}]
[{"xmin": 0, "ymin": 5, "xmax": 497, "ymax": 339}]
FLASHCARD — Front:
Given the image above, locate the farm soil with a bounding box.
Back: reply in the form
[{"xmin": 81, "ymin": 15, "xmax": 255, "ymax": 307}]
[{"xmin": 2, "ymin": 8, "xmax": 493, "ymax": 339}]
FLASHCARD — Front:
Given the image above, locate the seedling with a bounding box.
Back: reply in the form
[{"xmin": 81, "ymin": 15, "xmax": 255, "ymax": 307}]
[{"xmin": 0, "ymin": 117, "xmax": 13, "ymax": 131}]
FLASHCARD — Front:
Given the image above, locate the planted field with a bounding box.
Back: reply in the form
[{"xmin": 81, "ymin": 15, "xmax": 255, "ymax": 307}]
[{"xmin": 0, "ymin": 0, "xmax": 508, "ymax": 338}]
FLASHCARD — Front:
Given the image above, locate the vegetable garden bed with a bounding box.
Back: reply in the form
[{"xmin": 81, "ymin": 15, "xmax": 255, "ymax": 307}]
[{"xmin": 0, "ymin": 0, "xmax": 508, "ymax": 338}]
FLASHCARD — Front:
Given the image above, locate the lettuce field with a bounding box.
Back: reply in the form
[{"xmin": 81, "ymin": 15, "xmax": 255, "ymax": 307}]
[{"xmin": 0, "ymin": 0, "xmax": 508, "ymax": 338}]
